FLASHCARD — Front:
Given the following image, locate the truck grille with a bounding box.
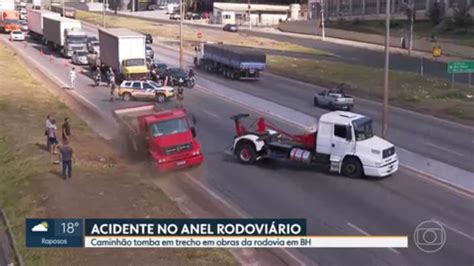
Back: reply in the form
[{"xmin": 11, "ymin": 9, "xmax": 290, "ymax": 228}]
[
  {"xmin": 383, "ymin": 146, "xmax": 395, "ymax": 158},
  {"xmin": 165, "ymin": 143, "xmax": 192, "ymax": 155}
]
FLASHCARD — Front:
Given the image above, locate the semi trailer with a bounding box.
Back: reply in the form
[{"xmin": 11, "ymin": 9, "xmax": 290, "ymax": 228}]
[
  {"xmin": 230, "ymin": 111, "xmax": 398, "ymax": 178},
  {"xmin": 194, "ymin": 43, "xmax": 266, "ymax": 80},
  {"xmin": 27, "ymin": 9, "xmax": 61, "ymax": 41},
  {"xmin": 43, "ymin": 16, "xmax": 87, "ymax": 57}
]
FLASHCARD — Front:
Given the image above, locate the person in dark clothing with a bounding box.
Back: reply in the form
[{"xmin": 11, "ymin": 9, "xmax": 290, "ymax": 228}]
[
  {"xmin": 62, "ymin": 117, "xmax": 71, "ymax": 141},
  {"xmin": 58, "ymin": 140, "xmax": 74, "ymax": 179}
]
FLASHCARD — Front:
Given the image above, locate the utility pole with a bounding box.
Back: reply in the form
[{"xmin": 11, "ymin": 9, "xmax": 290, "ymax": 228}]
[
  {"xmin": 102, "ymin": 0, "xmax": 106, "ymax": 27},
  {"xmin": 320, "ymin": 0, "xmax": 325, "ymax": 40},
  {"xmin": 132, "ymin": 0, "xmax": 135, "ymax": 12},
  {"xmin": 62, "ymin": 0, "xmax": 65, "ymax": 17},
  {"xmin": 248, "ymin": 0, "xmax": 251, "ymax": 29},
  {"xmin": 382, "ymin": 0, "xmax": 390, "ymax": 138},
  {"xmin": 408, "ymin": 0, "xmax": 414, "ymax": 55},
  {"xmin": 179, "ymin": 0, "xmax": 183, "ymax": 68}
]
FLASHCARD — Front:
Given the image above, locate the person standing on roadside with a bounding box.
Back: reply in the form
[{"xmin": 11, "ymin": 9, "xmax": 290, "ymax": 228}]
[
  {"xmin": 107, "ymin": 67, "xmax": 115, "ymax": 87},
  {"xmin": 58, "ymin": 140, "xmax": 74, "ymax": 179},
  {"xmin": 48, "ymin": 119, "xmax": 58, "ymax": 154},
  {"xmin": 62, "ymin": 117, "xmax": 71, "ymax": 142},
  {"xmin": 69, "ymin": 67, "xmax": 77, "ymax": 90},
  {"xmin": 45, "ymin": 115, "xmax": 52, "ymax": 151}
]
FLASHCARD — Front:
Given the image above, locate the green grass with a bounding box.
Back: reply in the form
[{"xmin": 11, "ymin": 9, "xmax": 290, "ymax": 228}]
[
  {"xmin": 77, "ymin": 10, "xmax": 331, "ymax": 56},
  {"xmin": 268, "ymin": 55, "xmax": 474, "ymax": 122},
  {"xmin": 0, "ymin": 44, "xmax": 236, "ymax": 265},
  {"xmin": 327, "ymin": 19, "xmax": 474, "ymax": 47}
]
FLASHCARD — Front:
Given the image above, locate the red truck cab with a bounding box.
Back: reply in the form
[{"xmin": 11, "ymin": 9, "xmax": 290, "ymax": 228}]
[
  {"xmin": 115, "ymin": 105, "xmax": 204, "ymax": 171},
  {"xmin": 0, "ymin": 10, "xmax": 20, "ymax": 33}
]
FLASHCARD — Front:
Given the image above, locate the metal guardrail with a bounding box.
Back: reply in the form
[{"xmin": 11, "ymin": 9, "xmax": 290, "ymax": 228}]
[{"xmin": 0, "ymin": 209, "xmax": 24, "ymax": 266}]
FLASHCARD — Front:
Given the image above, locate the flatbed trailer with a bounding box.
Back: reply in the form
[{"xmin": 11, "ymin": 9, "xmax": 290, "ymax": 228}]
[
  {"xmin": 114, "ymin": 104, "xmax": 204, "ymax": 171},
  {"xmin": 194, "ymin": 43, "xmax": 266, "ymax": 80}
]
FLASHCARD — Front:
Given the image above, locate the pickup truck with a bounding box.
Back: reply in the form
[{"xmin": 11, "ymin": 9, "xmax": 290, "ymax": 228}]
[
  {"xmin": 313, "ymin": 88, "xmax": 354, "ymax": 111},
  {"xmin": 114, "ymin": 104, "xmax": 204, "ymax": 171}
]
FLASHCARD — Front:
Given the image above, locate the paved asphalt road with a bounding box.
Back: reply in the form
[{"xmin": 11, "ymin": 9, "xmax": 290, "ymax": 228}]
[
  {"xmin": 3, "ymin": 30, "xmax": 473, "ymax": 265},
  {"xmin": 113, "ymin": 11, "xmax": 473, "ymax": 84},
  {"xmin": 107, "ymin": 19, "xmax": 473, "ymax": 173}
]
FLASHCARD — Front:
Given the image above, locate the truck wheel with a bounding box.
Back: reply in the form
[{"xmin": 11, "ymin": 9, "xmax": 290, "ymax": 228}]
[
  {"xmin": 123, "ymin": 92, "xmax": 132, "ymax": 102},
  {"xmin": 341, "ymin": 157, "xmax": 363, "ymax": 178},
  {"xmin": 155, "ymin": 93, "xmax": 166, "ymax": 103},
  {"xmin": 236, "ymin": 143, "xmax": 256, "ymax": 164},
  {"xmin": 313, "ymin": 98, "xmax": 318, "ymax": 106}
]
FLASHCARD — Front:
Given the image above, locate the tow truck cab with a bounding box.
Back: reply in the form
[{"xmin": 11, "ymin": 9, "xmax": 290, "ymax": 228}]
[
  {"xmin": 315, "ymin": 112, "xmax": 398, "ymax": 177},
  {"xmin": 138, "ymin": 108, "xmax": 203, "ymax": 171},
  {"xmin": 232, "ymin": 111, "xmax": 398, "ymax": 178}
]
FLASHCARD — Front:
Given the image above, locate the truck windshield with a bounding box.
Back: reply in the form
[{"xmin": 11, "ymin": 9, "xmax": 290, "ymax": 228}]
[
  {"xmin": 5, "ymin": 19, "xmax": 19, "ymax": 24},
  {"xmin": 149, "ymin": 118, "xmax": 189, "ymax": 137},
  {"xmin": 124, "ymin": 59, "xmax": 145, "ymax": 67},
  {"xmin": 67, "ymin": 36, "xmax": 87, "ymax": 43},
  {"xmin": 352, "ymin": 117, "xmax": 374, "ymax": 141}
]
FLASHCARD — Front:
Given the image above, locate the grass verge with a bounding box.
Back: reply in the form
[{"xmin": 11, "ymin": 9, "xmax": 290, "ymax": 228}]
[
  {"xmin": 77, "ymin": 10, "xmax": 331, "ymax": 56},
  {"xmin": 0, "ymin": 44, "xmax": 236, "ymax": 265},
  {"xmin": 267, "ymin": 55, "xmax": 474, "ymax": 122},
  {"xmin": 327, "ymin": 19, "xmax": 474, "ymax": 47}
]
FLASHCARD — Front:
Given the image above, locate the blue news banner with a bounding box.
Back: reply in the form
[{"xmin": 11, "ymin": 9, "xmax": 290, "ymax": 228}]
[{"xmin": 26, "ymin": 218, "xmax": 306, "ymax": 248}]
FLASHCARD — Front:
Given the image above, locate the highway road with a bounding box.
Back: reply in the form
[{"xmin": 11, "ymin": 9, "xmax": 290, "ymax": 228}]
[
  {"xmin": 3, "ymin": 29, "xmax": 473, "ymax": 265},
  {"xmin": 108, "ymin": 10, "xmax": 473, "ymax": 84},
  {"xmin": 102, "ymin": 21, "xmax": 474, "ymax": 173}
]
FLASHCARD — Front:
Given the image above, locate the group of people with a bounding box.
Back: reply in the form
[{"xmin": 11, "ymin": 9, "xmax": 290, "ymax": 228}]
[
  {"xmin": 45, "ymin": 115, "xmax": 74, "ymax": 179},
  {"xmin": 92, "ymin": 65, "xmax": 117, "ymax": 101}
]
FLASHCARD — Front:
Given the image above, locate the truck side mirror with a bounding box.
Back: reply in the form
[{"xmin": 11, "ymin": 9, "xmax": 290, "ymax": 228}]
[
  {"xmin": 346, "ymin": 125, "xmax": 352, "ymax": 141},
  {"xmin": 191, "ymin": 127, "xmax": 197, "ymax": 138},
  {"xmin": 190, "ymin": 114, "xmax": 197, "ymax": 125}
]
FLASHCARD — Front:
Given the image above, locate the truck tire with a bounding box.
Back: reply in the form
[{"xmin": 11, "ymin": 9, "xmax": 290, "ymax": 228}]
[
  {"xmin": 155, "ymin": 93, "xmax": 166, "ymax": 103},
  {"xmin": 236, "ymin": 143, "xmax": 257, "ymax": 164},
  {"xmin": 341, "ymin": 157, "xmax": 363, "ymax": 178},
  {"xmin": 123, "ymin": 92, "xmax": 132, "ymax": 102}
]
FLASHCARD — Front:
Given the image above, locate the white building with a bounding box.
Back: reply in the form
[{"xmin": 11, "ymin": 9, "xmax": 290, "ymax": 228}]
[{"xmin": 213, "ymin": 2, "xmax": 301, "ymax": 27}]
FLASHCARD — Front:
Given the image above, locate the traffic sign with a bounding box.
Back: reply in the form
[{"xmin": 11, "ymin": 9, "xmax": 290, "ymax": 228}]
[
  {"xmin": 448, "ymin": 60, "xmax": 474, "ymax": 74},
  {"xmin": 197, "ymin": 32, "xmax": 203, "ymax": 39},
  {"xmin": 432, "ymin": 46, "xmax": 441, "ymax": 57}
]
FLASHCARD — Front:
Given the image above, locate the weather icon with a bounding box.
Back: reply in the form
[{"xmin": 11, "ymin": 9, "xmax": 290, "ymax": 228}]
[{"xmin": 31, "ymin": 221, "xmax": 49, "ymax": 232}]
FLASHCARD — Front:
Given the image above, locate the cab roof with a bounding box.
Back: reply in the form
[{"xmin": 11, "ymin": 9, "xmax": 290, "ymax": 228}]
[
  {"xmin": 319, "ymin": 111, "xmax": 365, "ymax": 124},
  {"xmin": 143, "ymin": 109, "xmax": 187, "ymax": 124}
]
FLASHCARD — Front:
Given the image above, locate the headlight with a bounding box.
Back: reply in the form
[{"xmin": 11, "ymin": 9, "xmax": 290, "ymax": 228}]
[
  {"xmin": 158, "ymin": 158, "xmax": 167, "ymax": 163},
  {"xmin": 192, "ymin": 150, "xmax": 200, "ymax": 156},
  {"xmin": 374, "ymin": 161, "xmax": 382, "ymax": 167}
]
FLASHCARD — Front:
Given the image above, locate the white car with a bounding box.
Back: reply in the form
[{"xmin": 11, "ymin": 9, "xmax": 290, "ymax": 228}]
[
  {"xmin": 71, "ymin": 50, "xmax": 89, "ymax": 65},
  {"xmin": 10, "ymin": 30, "xmax": 25, "ymax": 41}
]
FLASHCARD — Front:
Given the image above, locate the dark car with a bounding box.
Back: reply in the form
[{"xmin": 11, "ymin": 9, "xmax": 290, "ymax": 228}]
[
  {"xmin": 223, "ymin": 24, "xmax": 238, "ymax": 32},
  {"xmin": 165, "ymin": 67, "xmax": 193, "ymax": 87},
  {"xmin": 145, "ymin": 34, "xmax": 153, "ymax": 44}
]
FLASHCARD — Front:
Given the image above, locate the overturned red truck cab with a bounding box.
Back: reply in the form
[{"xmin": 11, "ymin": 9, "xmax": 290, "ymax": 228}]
[{"xmin": 114, "ymin": 104, "xmax": 204, "ymax": 171}]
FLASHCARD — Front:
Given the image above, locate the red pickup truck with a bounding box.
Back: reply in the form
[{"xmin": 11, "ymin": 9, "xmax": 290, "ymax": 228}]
[{"xmin": 114, "ymin": 104, "xmax": 204, "ymax": 171}]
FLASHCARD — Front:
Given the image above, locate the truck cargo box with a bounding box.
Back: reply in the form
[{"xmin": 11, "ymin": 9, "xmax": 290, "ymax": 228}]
[
  {"xmin": 27, "ymin": 9, "xmax": 60, "ymax": 37},
  {"xmin": 98, "ymin": 28, "xmax": 146, "ymax": 73},
  {"xmin": 203, "ymin": 43, "xmax": 266, "ymax": 70},
  {"xmin": 43, "ymin": 16, "xmax": 81, "ymax": 46}
]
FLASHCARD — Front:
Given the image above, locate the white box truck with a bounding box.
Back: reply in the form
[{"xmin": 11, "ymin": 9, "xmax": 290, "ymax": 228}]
[
  {"xmin": 98, "ymin": 28, "xmax": 148, "ymax": 81},
  {"xmin": 43, "ymin": 16, "xmax": 86, "ymax": 57},
  {"xmin": 27, "ymin": 9, "xmax": 60, "ymax": 41}
]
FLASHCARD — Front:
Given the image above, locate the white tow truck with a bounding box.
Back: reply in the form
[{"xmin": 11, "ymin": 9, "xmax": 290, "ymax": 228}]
[{"xmin": 230, "ymin": 111, "xmax": 398, "ymax": 178}]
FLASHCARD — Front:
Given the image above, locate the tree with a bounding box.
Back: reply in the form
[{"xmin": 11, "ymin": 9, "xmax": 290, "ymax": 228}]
[
  {"xmin": 427, "ymin": 1, "xmax": 442, "ymax": 25},
  {"xmin": 452, "ymin": 4, "xmax": 473, "ymax": 27}
]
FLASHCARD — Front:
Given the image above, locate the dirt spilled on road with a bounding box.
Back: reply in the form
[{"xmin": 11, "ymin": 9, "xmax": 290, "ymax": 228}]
[{"xmin": 0, "ymin": 43, "xmax": 236, "ymax": 265}]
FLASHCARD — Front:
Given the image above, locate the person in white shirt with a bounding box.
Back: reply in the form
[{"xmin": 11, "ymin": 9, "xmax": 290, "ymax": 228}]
[
  {"xmin": 69, "ymin": 67, "xmax": 77, "ymax": 90},
  {"xmin": 45, "ymin": 115, "xmax": 52, "ymax": 151}
]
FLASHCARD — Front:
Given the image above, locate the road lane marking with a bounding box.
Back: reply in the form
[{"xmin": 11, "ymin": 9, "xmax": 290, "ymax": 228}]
[
  {"xmin": 347, "ymin": 222, "xmax": 401, "ymax": 254},
  {"xmin": 184, "ymin": 173, "xmax": 309, "ymax": 266},
  {"xmin": 424, "ymin": 142, "xmax": 464, "ymax": 157},
  {"xmin": 432, "ymin": 219, "xmax": 474, "ymax": 242},
  {"xmin": 202, "ymin": 109, "xmax": 220, "ymax": 119}
]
